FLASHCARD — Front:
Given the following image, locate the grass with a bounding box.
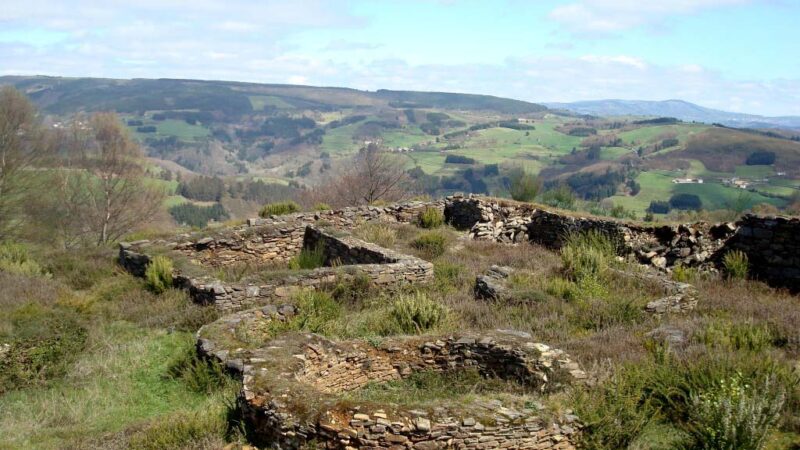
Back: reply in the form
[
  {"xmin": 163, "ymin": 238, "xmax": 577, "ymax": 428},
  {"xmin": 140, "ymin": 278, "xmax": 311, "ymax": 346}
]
[
  {"xmin": 3, "ymin": 206, "xmax": 800, "ymax": 449},
  {"xmin": 0, "ymin": 245, "xmax": 236, "ymax": 450}
]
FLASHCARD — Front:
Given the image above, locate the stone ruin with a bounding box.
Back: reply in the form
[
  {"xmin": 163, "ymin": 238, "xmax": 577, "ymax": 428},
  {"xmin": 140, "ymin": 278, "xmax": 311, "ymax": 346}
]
[
  {"xmin": 120, "ymin": 225, "xmax": 433, "ymax": 311},
  {"xmin": 197, "ymin": 307, "xmax": 585, "ymax": 449},
  {"xmin": 114, "ymin": 195, "xmax": 800, "ymax": 449}
]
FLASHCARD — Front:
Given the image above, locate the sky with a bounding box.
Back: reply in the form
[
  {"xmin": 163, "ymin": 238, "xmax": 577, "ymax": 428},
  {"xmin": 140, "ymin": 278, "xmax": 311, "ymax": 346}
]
[{"xmin": 1, "ymin": 0, "xmax": 799, "ymax": 116}]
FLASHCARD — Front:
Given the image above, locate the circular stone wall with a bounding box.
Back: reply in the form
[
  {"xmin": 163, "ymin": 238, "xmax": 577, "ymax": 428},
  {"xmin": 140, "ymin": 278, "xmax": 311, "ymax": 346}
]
[{"xmin": 198, "ymin": 308, "xmax": 586, "ymax": 449}]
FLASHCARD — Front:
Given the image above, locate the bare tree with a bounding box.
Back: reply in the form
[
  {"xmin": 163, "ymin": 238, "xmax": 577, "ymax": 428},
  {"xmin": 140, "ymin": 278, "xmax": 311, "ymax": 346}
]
[
  {"xmin": 0, "ymin": 87, "xmax": 47, "ymax": 238},
  {"xmin": 323, "ymin": 146, "xmax": 411, "ymax": 207},
  {"xmin": 40, "ymin": 112, "xmax": 166, "ymax": 246}
]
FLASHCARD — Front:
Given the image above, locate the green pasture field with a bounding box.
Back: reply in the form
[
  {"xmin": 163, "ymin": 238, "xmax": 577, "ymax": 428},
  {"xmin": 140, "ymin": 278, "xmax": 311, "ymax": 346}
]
[
  {"xmin": 248, "ymin": 95, "xmax": 294, "ymax": 111},
  {"xmin": 618, "ymin": 123, "xmax": 708, "ymax": 146}
]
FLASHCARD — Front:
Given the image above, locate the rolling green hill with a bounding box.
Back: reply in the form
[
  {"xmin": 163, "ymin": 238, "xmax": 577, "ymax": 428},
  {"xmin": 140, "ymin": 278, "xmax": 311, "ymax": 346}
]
[{"xmin": 2, "ymin": 75, "xmax": 799, "ymax": 217}]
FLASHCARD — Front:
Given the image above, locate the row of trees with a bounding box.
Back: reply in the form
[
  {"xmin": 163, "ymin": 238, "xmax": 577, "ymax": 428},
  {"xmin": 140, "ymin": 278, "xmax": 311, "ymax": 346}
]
[{"xmin": 0, "ymin": 87, "xmax": 165, "ymax": 246}]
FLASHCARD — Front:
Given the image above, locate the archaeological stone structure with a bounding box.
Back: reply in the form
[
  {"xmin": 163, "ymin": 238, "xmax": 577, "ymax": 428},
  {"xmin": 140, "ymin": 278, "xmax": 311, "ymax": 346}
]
[
  {"xmin": 120, "ymin": 225, "xmax": 433, "ymax": 311},
  {"xmin": 114, "ymin": 195, "xmax": 800, "ymax": 449},
  {"xmin": 197, "ymin": 307, "xmax": 585, "ymax": 449}
]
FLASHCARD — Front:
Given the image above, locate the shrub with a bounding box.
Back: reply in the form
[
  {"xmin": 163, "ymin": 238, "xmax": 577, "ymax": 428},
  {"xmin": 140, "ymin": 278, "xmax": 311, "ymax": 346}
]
[
  {"xmin": 433, "ymin": 261, "xmax": 465, "ymax": 293},
  {"xmin": 560, "ymin": 230, "xmax": 616, "ymax": 282},
  {"xmin": 417, "ymin": 207, "xmax": 444, "ymax": 229},
  {"xmin": 0, "ymin": 242, "xmax": 47, "ymax": 277},
  {"xmin": 573, "ymin": 365, "xmax": 657, "ymax": 450},
  {"xmin": 314, "ymin": 203, "xmax": 331, "ymax": 211},
  {"xmin": 0, "ymin": 304, "xmax": 88, "ymax": 392},
  {"xmin": 683, "ymin": 373, "xmax": 785, "ymax": 450},
  {"xmin": 722, "ymin": 250, "xmax": 749, "ymax": 280},
  {"xmin": 411, "ymin": 231, "xmax": 447, "ymax": 259},
  {"xmin": 166, "ymin": 348, "xmax": 229, "ymax": 394},
  {"xmin": 144, "ymin": 256, "xmax": 173, "ymax": 294},
  {"xmin": 389, "ymin": 292, "xmax": 446, "ymax": 334},
  {"xmin": 354, "ymin": 223, "xmax": 397, "ymax": 247},
  {"xmin": 540, "ymin": 184, "xmax": 576, "ymax": 210},
  {"xmin": 697, "ymin": 320, "xmax": 774, "ymax": 352},
  {"xmin": 507, "ymin": 167, "xmax": 541, "ymax": 202},
  {"xmin": 259, "ymin": 200, "xmax": 300, "ymax": 217},
  {"xmin": 671, "ymin": 264, "xmax": 698, "ymax": 283},
  {"xmin": 288, "ymin": 244, "xmax": 325, "ymax": 270},
  {"xmin": 294, "ymin": 290, "xmax": 342, "ymax": 334}
]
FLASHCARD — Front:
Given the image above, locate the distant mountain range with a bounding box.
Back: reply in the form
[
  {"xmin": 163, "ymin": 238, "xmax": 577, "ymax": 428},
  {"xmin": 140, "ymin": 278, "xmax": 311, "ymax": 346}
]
[{"xmin": 545, "ymin": 99, "xmax": 800, "ymax": 130}]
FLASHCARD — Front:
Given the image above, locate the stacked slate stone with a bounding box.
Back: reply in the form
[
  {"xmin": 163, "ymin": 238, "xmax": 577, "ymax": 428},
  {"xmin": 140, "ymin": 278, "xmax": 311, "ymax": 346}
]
[
  {"xmin": 195, "ymin": 327, "xmax": 586, "ymax": 449},
  {"xmin": 726, "ymin": 214, "xmax": 800, "ymax": 291},
  {"xmin": 474, "ymin": 265, "xmax": 514, "ymax": 300}
]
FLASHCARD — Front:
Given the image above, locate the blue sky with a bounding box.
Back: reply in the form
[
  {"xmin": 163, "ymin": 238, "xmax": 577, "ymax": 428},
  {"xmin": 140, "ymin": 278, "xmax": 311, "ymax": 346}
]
[{"xmin": 1, "ymin": 0, "xmax": 798, "ymax": 115}]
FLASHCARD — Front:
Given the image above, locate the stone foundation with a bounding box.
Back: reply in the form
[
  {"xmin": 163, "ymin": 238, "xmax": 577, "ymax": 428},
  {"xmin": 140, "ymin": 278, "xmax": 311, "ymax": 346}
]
[
  {"xmin": 197, "ymin": 310, "xmax": 586, "ymax": 449},
  {"xmin": 120, "ymin": 226, "xmax": 433, "ymax": 311}
]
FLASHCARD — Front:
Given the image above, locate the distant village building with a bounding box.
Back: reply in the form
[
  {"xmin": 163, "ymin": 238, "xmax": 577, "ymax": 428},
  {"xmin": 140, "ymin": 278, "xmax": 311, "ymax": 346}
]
[
  {"xmin": 672, "ymin": 178, "xmax": 704, "ymax": 184},
  {"xmin": 722, "ymin": 177, "xmax": 750, "ymax": 189}
]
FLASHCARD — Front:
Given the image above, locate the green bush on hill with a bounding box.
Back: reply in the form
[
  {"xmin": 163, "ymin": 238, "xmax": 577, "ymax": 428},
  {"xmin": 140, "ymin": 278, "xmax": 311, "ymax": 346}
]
[{"xmin": 259, "ymin": 201, "xmax": 301, "ymax": 217}]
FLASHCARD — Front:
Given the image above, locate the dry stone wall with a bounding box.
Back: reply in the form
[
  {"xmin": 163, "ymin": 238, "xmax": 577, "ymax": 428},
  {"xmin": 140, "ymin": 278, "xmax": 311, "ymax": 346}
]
[
  {"xmin": 443, "ymin": 194, "xmax": 736, "ymax": 271},
  {"xmin": 725, "ymin": 214, "xmax": 800, "ymax": 291},
  {"xmin": 120, "ymin": 226, "xmax": 433, "ymax": 311},
  {"xmin": 197, "ymin": 311, "xmax": 585, "ymax": 449}
]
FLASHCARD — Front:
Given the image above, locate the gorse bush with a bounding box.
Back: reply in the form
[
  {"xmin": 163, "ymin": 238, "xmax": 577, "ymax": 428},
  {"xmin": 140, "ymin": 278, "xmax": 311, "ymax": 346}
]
[
  {"xmin": 411, "ymin": 231, "xmax": 447, "ymax": 258},
  {"xmin": 417, "ymin": 207, "xmax": 445, "ymax": 229},
  {"xmin": 389, "ymin": 291, "xmax": 446, "ymax": 334},
  {"xmin": 259, "ymin": 200, "xmax": 301, "ymax": 217},
  {"xmin": 144, "ymin": 255, "xmax": 173, "ymax": 294},
  {"xmin": 288, "ymin": 244, "xmax": 326, "ymax": 270},
  {"xmin": 0, "ymin": 242, "xmax": 47, "ymax": 277},
  {"xmin": 560, "ymin": 230, "xmax": 616, "ymax": 282},
  {"xmin": 723, "ymin": 250, "xmax": 749, "ymax": 280}
]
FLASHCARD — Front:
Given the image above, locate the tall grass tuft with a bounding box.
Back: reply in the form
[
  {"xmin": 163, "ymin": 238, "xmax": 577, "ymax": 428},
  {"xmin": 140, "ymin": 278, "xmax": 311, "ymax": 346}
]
[
  {"xmin": 144, "ymin": 255, "xmax": 173, "ymax": 294},
  {"xmin": 389, "ymin": 291, "xmax": 446, "ymax": 334},
  {"xmin": 259, "ymin": 200, "xmax": 300, "ymax": 217},
  {"xmin": 417, "ymin": 207, "xmax": 445, "ymax": 229},
  {"xmin": 354, "ymin": 223, "xmax": 397, "ymax": 248},
  {"xmin": 560, "ymin": 230, "xmax": 616, "ymax": 282},
  {"xmin": 288, "ymin": 244, "xmax": 326, "ymax": 270},
  {"xmin": 722, "ymin": 250, "xmax": 749, "ymax": 280}
]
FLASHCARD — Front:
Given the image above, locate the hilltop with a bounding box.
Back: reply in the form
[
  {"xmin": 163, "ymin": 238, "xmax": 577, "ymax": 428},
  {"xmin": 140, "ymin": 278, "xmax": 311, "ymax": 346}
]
[{"xmin": 546, "ymin": 99, "xmax": 800, "ymax": 129}]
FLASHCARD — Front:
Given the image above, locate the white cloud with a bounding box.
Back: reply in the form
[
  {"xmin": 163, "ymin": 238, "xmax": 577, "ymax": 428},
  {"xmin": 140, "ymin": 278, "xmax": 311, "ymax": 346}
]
[
  {"xmin": 579, "ymin": 54, "xmax": 648, "ymax": 69},
  {"xmin": 549, "ymin": 0, "xmax": 752, "ymax": 35}
]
